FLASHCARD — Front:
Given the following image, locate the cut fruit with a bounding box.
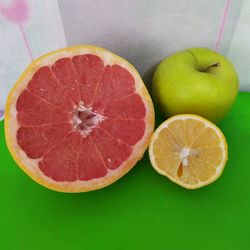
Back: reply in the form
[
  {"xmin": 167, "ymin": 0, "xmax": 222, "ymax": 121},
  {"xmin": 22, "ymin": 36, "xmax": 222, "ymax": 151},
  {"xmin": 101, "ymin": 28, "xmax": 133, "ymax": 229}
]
[
  {"xmin": 5, "ymin": 45, "xmax": 154, "ymax": 192},
  {"xmin": 149, "ymin": 114, "xmax": 228, "ymax": 189}
]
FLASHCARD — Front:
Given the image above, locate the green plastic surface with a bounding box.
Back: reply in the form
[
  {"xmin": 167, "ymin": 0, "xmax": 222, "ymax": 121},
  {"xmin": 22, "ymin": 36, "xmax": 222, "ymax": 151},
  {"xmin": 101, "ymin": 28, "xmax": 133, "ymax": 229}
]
[{"xmin": 1, "ymin": 92, "xmax": 250, "ymax": 250}]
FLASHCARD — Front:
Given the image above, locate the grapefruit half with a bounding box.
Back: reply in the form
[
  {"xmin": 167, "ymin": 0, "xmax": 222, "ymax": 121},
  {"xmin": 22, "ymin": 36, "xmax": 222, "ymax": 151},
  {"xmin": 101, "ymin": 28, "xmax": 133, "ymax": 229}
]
[{"xmin": 5, "ymin": 45, "xmax": 154, "ymax": 192}]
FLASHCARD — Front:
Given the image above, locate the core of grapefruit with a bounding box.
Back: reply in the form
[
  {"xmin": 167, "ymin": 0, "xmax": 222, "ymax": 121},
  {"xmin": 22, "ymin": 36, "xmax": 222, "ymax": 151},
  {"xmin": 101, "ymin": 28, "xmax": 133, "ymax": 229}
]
[{"xmin": 5, "ymin": 45, "xmax": 154, "ymax": 192}]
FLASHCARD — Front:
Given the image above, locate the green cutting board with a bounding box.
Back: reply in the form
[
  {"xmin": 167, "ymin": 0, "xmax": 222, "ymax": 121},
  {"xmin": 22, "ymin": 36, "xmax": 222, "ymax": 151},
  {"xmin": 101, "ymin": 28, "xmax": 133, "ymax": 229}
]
[{"xmin": 1, "ymin": 92, "xmax": 250, "ymax": 250}]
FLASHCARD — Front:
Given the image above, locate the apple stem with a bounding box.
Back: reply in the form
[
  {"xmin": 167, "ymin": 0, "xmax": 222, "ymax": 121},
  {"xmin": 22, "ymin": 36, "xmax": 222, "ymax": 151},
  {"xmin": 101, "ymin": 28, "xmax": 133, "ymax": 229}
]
[{"xmin": 203, "ymin": 62, "xmax": 221, "ymax": 72}]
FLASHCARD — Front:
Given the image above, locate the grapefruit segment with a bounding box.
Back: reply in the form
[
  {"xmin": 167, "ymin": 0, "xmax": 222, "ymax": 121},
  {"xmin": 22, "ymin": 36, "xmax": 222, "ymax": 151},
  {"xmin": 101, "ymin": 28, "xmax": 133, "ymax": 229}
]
[
  {"xmin": 16, "ymin": 90, "xmax": 70, "ymax": 126},
  {"xmin": 27, "ymin": 66, "xmax": 74, "ymax": 111},
  {"xmin": 78, "ymin": 137, "xmax": 108, "ymax": 181},
  {"xmin": 17, "ymin": 123, "xmax": 72, "ymax": 159},
  {"xmin": 104, "ymin": 93, "xmax": 146, "ymax": 119},
  {"xmin": 72, "ymin": 54, "xmax": 104, "ymax": 107},
  {"xmin": 91, "ymin": 128, "xmax": 132, "ymax": 170},
  {"xmin": 100, "ymin": 118, "xmax": 145, "ymax": 146},
  {"xmin": 5, "ymin": 45, "xmax": 154, "ymax": 192},
  {"xmin": 39, "ymin": 132, "xmax": 81, "ymax": 182},
  {"xmin": 93, "ymin": 65, "xmax": 135, "ymax": 112},
  {"xmin": 52, "ymin": 58, "xmax": 81, "ymax": 105}
]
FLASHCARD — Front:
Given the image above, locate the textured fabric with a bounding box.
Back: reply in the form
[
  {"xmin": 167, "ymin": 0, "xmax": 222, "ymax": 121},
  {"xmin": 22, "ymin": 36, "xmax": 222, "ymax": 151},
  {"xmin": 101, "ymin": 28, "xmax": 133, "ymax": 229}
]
[
  {"xmin": 227, "ymin": 0, "xmax": 250, "ymax": 91},
  {"xmin": 0, "ymin": 0, "xmax": 66, "ymax": 120},
  {"xmin": 0, "ymin": 0, "xmax": 249, "ymax": 121}
]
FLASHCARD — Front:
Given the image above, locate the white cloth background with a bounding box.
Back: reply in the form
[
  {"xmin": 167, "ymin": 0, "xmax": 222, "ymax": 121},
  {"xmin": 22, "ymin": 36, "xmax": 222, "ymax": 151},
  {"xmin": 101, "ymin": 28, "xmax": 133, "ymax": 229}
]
[
  {"xmin": 0, "ymin": 0, "xmax": 249, "ymax": 121},
  {"xmin": 0, "ymin": 0, "xmax": 66, "ymax": 120}
]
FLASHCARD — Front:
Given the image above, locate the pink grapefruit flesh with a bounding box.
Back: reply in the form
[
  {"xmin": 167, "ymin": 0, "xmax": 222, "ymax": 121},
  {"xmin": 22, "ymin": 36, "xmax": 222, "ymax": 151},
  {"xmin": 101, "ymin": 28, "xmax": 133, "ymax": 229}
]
[{"xmin": 5, "ymin": 45, "xmax": 154, "ymax": 192}]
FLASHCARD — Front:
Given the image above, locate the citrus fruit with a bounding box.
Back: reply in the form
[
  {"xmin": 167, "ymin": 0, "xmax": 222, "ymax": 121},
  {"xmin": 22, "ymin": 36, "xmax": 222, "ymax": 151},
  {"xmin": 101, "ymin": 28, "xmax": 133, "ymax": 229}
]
[
  {"xmin": 5, "ymin": 45, "xmax": 154, "ymax": 192},
  {"xmin": 149, "ymin": 114, "xmax": 228, "ymax": 189}
]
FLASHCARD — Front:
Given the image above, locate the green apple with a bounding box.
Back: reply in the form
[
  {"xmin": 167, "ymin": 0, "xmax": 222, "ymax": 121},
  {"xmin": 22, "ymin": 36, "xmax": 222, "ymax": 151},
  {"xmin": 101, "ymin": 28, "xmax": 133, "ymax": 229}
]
[{"xmin": 153, "ymin": 48, "xmax": 239, "ymax": 123}]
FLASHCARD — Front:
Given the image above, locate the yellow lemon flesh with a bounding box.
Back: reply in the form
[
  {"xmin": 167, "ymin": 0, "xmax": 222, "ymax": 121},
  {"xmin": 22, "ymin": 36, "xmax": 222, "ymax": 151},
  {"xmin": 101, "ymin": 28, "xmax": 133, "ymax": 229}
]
[{"xmin": 149, "ymin": 114, "xmax": 228, "ymax": 189}]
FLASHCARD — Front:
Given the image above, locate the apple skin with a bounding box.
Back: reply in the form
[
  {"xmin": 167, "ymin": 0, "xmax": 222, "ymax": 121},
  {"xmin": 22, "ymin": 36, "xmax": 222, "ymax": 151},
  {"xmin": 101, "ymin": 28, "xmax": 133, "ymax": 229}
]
[{"xmin": 153, "ymin": 48, "xmax": 239, "ymax": 123}]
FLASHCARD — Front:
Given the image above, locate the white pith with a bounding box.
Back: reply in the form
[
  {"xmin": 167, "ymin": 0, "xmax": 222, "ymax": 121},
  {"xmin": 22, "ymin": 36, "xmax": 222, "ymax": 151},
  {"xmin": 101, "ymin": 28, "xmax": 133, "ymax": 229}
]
[
  {"xmin": 179, "ymin": 147, "xmax": 190, "ymax": 166},
  {"xmin": 71, "ymin": 101, "xmax": 106, "ymax": 137}
]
